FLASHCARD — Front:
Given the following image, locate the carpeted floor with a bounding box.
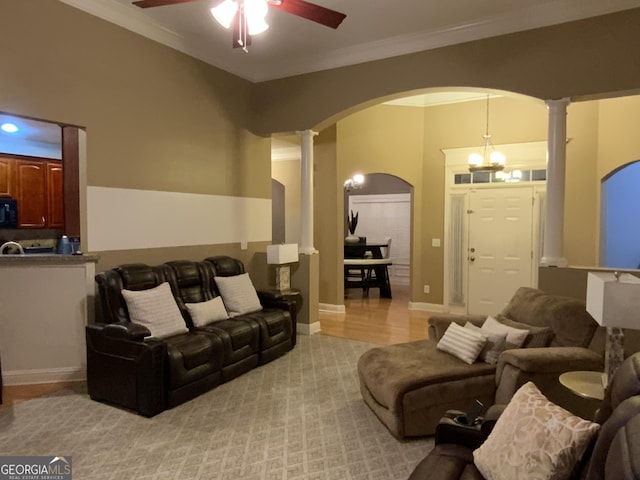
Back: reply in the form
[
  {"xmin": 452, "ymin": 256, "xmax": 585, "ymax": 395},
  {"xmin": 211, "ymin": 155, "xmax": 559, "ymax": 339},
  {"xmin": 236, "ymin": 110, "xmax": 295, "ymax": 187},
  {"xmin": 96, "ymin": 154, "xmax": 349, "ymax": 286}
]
[{"xmin": 0, "ymin": 335, "xmax": 433, "ymax": 479}]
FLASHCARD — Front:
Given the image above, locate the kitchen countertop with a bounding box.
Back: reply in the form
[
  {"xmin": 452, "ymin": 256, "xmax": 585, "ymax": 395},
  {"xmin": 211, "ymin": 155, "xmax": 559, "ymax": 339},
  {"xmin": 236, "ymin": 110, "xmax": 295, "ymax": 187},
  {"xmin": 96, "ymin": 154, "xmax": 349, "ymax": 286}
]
[{"xmin": 0, "ymin": 253, "xmax": 99, "ymax": 265}]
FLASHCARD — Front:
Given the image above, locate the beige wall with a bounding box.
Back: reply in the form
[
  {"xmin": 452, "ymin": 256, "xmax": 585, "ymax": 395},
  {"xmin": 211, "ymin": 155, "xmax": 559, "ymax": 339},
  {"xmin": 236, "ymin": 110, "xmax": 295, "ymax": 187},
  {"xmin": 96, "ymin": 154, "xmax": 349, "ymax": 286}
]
[
  {"xmin": 252, "ymin": 9, "xmax": 640, "ymax": 135},
  {"xmin": 0, "ymin": 1, "xmax": 271, "ymax": 275},
  {"xmin": 271, "ymin": 159, "xmax": 301, "ymax": 244}
]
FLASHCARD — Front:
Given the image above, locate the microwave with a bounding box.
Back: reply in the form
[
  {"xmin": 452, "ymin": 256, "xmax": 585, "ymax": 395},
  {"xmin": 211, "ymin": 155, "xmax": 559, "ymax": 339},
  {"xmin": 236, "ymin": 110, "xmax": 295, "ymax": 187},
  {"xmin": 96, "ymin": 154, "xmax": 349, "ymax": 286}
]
[{"xmin": 0, "ymin": 198, "xmax": 18, "ymax": 228}]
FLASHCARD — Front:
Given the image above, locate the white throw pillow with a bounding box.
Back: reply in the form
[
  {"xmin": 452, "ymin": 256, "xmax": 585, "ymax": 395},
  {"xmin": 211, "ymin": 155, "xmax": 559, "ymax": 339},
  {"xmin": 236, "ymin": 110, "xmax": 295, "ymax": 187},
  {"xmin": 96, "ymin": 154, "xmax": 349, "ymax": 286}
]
[
  {"xmin": 482, "ymin": 315, "xmax": 529, "ymax": 349},
  {"xmin": 437, "ymin": 322, "xmax": 487, "ymax": 364},
  {"xmin": 473, "ymin": 382, "xmax": 600, "ymax": 480},
  {"xmin": 465, "ymin": 322, "xmax": 507, "ymax": 365},
  {"xmin": 214, "ymin": 273, "xmax": 263, "ymax": 317},
  {"xmin": 121, "ymin": 282, "xmax": 188, "ymax": 338},
  {"xmin": 185, "ymin": 296, "xmax": 229, "ymax": 327}
]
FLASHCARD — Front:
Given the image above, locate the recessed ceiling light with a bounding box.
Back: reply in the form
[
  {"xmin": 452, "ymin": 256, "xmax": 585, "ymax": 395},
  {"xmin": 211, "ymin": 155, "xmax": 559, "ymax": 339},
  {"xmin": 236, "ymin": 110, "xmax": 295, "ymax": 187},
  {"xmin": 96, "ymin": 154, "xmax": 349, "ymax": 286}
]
[{"xmin": 1, "ymin": 123, "xmax": 18, "ymax": 133}]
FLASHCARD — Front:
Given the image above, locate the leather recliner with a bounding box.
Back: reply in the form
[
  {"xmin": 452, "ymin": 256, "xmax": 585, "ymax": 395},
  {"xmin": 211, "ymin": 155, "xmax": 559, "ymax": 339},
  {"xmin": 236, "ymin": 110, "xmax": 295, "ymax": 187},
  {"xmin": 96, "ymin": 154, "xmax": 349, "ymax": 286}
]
[{"xmin": 87, "ymin": 256, "xmax": 296, "ymax": 417}]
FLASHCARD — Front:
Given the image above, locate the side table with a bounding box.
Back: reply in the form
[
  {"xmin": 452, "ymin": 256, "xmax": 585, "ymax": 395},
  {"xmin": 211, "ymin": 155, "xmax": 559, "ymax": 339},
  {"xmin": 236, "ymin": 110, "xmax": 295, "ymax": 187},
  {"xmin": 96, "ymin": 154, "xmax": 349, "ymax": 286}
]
[{"xmin": 559, "ymin": 370, "xmax": 606, "ymax": 401}]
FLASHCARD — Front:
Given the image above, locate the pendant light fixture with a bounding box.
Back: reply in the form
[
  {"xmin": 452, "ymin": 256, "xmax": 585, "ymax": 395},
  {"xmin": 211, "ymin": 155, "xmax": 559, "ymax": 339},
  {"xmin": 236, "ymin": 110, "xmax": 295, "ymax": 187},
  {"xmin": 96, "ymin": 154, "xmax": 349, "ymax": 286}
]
[{"xmin": 468, "ymin": 94, "xmax": 506, "ymax": 172}]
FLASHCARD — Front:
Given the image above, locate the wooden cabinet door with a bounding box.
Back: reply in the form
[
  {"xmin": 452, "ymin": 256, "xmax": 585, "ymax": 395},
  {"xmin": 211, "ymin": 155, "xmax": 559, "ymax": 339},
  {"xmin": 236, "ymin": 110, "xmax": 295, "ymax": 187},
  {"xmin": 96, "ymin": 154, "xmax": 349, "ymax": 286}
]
[
  {"xmin": 0, "ymin": 157, "xmax": 15, "ymax": 197},
  {"xmin": 15, "ymin": 161, "xmax": 46, "ymax": 228},
  {"xmin": 46, "ymin": 162, "xmax": 64, "ymax": 228}
]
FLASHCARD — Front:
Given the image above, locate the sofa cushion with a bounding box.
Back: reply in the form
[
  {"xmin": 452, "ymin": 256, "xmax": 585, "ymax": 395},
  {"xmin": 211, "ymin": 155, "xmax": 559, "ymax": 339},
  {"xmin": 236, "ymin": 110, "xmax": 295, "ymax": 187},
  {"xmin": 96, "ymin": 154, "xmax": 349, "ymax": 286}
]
[
  {"xmin": 500, "ymin": 287, "xmax": 598, "ymax": 348},
  {"xmin": 438, "ymin": 322, "xmax": 487, "ymax": 364},
  {"xmin": 214, "ymin": 273, "xmax": 263, "ymax": 317},
  {"xmin": 465, "ymin": 323, "xmax": 507, "ymax": 365},
  {"xmin": 482, "ymin": 316, "xmax": 529, "ymax": 349},
  {"xmin": 121, "ymin": 282, "xmax": 188, "ymax": 338},
  {"xmin": 186, "ymin": 296, "xmax": 229, "ymax": 327},
  {"xmin": 473, "ymin": 382, "xmax": 599, "ymax": 480},
  {"xmin": 496, "ymin": 315, "xmax": 555, "ymax": 348}
]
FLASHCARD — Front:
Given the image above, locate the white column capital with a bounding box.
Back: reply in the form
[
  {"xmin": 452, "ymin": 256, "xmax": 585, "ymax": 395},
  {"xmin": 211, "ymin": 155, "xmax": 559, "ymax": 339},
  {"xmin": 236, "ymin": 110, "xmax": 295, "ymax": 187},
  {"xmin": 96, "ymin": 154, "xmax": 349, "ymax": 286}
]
[
  {"xmin": 545, "ymin": 98, "xmax": 571, "ymax": 110},
  {"xmin": 296, "ymin": 129, "xmax": 318, "ymax": 138}
]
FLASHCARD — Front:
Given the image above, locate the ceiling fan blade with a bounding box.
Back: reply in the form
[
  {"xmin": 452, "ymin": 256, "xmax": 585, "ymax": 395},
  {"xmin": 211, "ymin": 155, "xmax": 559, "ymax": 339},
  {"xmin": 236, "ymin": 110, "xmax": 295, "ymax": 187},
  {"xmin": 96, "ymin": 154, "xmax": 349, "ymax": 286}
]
[
  {"xmin": 133, "ymin": 0, "xmax": 201, "ymax": 8},
  {"xmin": 270, "ymin": 0, "xmax": 346, "ymax": 29}
]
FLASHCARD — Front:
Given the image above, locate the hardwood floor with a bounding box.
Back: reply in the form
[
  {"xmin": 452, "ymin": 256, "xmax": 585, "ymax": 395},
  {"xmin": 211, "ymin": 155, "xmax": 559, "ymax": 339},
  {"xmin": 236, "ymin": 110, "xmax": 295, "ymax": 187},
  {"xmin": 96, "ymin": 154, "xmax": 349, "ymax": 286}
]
[
  {"xmin": 319, "ymin": 283, "xmax": 433, "ymax": 345},
  {"xmin": 1, "ymin": 283, "xmax": 432, "ymax": 406}
]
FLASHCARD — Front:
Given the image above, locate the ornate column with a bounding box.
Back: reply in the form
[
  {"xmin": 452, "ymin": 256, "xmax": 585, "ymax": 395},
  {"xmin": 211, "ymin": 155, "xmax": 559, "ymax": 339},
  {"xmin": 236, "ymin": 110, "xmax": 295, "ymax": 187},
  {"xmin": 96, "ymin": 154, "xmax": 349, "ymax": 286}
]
[
  {"xmin": 298, "ymin": 129, "xmax": 318, "ymax": 254},
  {"xmin": 541, "ymin": 98, "xmax": 570, "ymax": 267}
]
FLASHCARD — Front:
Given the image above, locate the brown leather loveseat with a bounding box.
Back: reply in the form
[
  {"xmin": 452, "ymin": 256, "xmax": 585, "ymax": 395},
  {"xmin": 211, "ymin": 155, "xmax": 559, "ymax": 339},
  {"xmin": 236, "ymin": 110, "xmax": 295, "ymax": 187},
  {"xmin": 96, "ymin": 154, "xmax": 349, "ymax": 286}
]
[{"xmin": 86, "ymin": 256, "xmax": 297, "ymax": 417}]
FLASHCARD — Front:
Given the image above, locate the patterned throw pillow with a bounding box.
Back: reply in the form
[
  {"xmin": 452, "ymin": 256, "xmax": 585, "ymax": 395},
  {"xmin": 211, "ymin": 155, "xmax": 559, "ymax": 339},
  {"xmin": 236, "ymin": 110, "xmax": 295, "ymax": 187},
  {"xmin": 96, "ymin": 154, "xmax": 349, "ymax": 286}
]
[
  {"xmin": 437, "ymin": 322, "xmax": 487, "ymax": 364},
  {"xmin": 473, "ymin": 382, "xmax": 600, "ymax": 480},
  {"xmin": 465, "ymin": 322, "xmax": 507, "ymax": 365},
  {"xmin": 214, "ymin": 273, "xmax": 263, "ymax": 317},
  {"xmin": 185, "ymin": 296, "xmax": 229, "ymax": 327},
  {"xmin": 122, "ymin": 282, "xmax": 188, "ymax": 338},
  {"xmin": 482, "ymin": 315, "xmax": 529, "ymax": 349}
]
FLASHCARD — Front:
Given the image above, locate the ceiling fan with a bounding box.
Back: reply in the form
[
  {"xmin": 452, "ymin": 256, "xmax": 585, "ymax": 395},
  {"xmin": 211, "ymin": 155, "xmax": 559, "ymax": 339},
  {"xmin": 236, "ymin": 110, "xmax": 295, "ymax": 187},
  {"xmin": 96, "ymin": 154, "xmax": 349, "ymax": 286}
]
[{"xmin": 132, "ymin": 0, "xmax": 347, "ymax": 51}]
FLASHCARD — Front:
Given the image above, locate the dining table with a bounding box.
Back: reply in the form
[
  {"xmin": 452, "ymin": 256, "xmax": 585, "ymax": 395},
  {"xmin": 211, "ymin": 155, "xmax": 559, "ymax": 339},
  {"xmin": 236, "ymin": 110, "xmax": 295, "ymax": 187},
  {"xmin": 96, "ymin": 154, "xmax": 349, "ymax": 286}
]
[
  {"xmin": 344, "ymin": 243, "xmax": 392, "ymax": 298},
  {"xmin": 344, "ymin": 242, "xmax": 387, "ymax": 259}
]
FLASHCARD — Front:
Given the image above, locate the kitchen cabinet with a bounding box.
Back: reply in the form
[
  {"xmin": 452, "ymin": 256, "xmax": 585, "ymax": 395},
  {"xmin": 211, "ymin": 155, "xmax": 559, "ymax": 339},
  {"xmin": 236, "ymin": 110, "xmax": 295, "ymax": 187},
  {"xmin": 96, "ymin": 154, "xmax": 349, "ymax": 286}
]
[
  {"xmin": 0, "ymin": 157, "xmax": 15, "ymax": 197},
  {"xmin": 47, "ymin": 162, "xmax": 64, "ymax": 228},
  {"xmin": 14, "ymin": 159, "xmax": 63, "ymax": 229}
]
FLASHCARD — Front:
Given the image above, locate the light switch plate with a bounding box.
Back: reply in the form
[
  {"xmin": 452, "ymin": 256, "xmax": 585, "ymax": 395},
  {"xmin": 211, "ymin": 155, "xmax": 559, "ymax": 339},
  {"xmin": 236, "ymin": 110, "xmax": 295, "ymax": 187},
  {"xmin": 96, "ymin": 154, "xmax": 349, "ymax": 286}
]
[{"xmin": 432, "ymin": 238, "xmax": 441, "ymax": 247}]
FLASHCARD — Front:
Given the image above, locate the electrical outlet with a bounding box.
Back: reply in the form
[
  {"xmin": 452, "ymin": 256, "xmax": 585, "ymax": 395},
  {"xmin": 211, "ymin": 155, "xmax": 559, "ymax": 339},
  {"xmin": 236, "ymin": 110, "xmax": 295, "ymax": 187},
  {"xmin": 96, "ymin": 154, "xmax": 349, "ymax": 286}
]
[{"xmin": 424, "ymin": 285, "xmax": 430, "ymax": 294}]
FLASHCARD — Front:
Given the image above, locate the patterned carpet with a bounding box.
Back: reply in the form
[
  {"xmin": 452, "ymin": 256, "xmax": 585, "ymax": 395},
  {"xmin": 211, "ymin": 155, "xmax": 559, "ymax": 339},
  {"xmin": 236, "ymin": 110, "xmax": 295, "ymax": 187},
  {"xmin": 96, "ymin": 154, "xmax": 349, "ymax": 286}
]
[{"xmin": 0, "ymin": 335, "xmax": 433, "ymax": 479}]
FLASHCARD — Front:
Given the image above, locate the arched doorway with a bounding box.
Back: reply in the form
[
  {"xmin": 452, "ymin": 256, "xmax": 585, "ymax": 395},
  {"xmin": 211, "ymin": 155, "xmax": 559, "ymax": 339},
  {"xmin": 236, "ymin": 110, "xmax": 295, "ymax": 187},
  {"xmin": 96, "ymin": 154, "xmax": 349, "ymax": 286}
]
[{"xmin": 601, "ymin": 160, "xmax": 640, "ymax": 269}]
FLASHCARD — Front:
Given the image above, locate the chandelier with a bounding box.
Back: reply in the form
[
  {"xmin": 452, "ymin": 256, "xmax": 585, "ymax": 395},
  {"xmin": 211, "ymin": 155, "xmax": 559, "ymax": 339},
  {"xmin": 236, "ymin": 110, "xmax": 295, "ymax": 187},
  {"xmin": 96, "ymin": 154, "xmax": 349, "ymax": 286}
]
[
  {"xmin": 211, "ymin": 0, "xmax": 269, "ymax": 51},
  {"xmin": 468, "ymin": 95, "xmax": 506, "ymax": 173}
]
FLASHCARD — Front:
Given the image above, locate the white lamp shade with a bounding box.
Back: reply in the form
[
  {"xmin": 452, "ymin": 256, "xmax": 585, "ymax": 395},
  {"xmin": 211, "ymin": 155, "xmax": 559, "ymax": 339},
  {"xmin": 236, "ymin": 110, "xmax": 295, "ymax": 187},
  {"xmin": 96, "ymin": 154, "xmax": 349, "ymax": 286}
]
[
  {"xmin": 267, "ymin": 244, "xmax": 299, "ymax": 265},
  {"xmin": 211, "ymin": 0, "xmax": 238, "ymax": 29},
  {"xmin": 586, "ymin": 272, "xmax": 640, "ymax": 329}
]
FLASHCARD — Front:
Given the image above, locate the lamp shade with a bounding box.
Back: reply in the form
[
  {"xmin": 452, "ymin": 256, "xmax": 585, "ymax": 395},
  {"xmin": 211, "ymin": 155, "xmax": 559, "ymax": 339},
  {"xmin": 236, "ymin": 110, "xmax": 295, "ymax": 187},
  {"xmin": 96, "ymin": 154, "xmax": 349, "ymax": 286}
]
[
  {"xmin": 586, "ymin": 272, "xmax": 640, "ymax": 329},
  {"xmin": 267, "ymin": 244, "xmax": 299, "ymax": 265}
]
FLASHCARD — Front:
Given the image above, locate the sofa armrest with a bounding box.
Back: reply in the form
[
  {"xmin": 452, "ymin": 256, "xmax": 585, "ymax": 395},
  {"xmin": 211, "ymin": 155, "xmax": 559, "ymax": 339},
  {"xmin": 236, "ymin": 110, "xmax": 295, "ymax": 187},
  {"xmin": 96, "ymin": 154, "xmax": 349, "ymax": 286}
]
[
  {"xmin": 496, "ymin": 347, "xmax": 603, "ymax": 377},
  {"xmin": 495, "ymin": 347, "xmax": 604, "ymax": 417},
  {"xmin": 86, "ymin": 324, "xmax": 167, "ymax": 416},
  {"xmin": 428, "ymin": 314, "xmax": 486, "ymax": 341},
  {"xmin": 102, "ymin": 322, "xmax": 151, "ymax": 341}
]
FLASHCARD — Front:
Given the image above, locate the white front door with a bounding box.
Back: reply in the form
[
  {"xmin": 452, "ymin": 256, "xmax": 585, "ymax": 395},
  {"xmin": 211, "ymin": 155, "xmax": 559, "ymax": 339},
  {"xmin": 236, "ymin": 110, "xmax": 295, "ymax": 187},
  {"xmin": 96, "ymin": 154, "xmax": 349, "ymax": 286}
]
[{"xmin": 467, "ymin": 187, "xmax": 534, "ymax": 315}]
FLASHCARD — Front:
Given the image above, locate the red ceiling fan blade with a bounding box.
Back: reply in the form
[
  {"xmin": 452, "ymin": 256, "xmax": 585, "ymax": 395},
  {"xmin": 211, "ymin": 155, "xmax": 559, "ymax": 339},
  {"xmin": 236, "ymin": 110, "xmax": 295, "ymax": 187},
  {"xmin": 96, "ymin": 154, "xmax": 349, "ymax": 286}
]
[
  {"xmin": 133, "ymin": 0, "xmax": 201, "ymax": 8},
  {"xmin": 270, "ymin": 0, "xmax": 346, "ymax": 29}
]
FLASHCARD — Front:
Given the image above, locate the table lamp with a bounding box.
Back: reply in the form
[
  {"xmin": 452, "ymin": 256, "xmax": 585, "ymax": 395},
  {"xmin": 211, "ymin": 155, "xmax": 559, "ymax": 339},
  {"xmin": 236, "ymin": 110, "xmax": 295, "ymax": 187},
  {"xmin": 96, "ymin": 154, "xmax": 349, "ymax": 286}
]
[
  {"xmin": 267, "ymin": 243, "xmax": 299, "ymax": 291},
  {"xmin": 586, "ymin": 271, "xmax": 640, "ymax": 384}
]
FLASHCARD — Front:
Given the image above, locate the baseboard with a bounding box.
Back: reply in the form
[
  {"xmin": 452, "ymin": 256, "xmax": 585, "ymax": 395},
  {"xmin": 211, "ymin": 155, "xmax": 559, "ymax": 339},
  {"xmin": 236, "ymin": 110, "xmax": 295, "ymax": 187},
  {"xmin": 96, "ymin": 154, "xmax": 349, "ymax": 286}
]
[
  {"xmin": 297, "ymin": 321, "xmax": 322, "ymax": 335},
  {"xmin": 408, "ymin": 302, "xmax": 446, "ymax": 313},
  {"xmin": 3, "ymin": 367, "xmax": 87, "ymax": 386},
  {"xmin": 318, "ymin": 303, "xmax": 346, "ymax": 314}
]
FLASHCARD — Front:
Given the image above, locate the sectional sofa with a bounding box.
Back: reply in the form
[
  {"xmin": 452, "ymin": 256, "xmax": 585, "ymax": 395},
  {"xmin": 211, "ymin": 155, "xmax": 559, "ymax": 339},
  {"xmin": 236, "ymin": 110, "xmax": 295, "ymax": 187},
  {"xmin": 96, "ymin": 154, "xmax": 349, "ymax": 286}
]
[{"xmin": 87, "ymin": 256, "xmax": 297, "ymax": 417}]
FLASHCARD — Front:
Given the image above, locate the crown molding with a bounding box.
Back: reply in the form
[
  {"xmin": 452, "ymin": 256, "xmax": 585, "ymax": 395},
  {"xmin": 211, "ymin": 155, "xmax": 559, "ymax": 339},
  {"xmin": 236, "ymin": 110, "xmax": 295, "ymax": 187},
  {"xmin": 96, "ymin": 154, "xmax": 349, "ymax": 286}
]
[{"xmin": 60, "ymin": 0, "xmax": 640, "ymax": 83}]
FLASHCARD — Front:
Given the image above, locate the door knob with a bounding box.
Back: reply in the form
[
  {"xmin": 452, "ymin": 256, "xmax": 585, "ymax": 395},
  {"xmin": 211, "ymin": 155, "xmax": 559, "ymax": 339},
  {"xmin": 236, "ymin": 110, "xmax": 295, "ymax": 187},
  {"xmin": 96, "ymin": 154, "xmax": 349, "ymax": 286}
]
[
  {"xmin": 470, "ymin": 247, "xmax": 475, "ymax": 253},
  {"xmin": 469, "ymin": 256, "xmax": 475, "ymax": 262}
]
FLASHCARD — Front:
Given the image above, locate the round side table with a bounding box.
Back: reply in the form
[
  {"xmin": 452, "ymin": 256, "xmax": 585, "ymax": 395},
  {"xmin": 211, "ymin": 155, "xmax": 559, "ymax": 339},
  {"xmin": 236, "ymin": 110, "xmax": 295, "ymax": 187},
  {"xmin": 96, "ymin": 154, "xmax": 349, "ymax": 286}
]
[{"xmin": 559, "ymin": 370, "xmax": 606, "ymax": 401}]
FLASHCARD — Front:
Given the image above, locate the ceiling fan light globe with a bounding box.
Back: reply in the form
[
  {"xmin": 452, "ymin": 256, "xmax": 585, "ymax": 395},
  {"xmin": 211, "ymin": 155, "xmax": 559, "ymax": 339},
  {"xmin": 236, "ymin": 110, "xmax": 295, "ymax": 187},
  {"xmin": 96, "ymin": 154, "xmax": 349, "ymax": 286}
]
[
  {"xmin": 211, "ymin": 0, "xmax": 238, "ymax": 29},
  {"xmin": 245, "ymin": 0, "xmax": 269, "ymax": 34}
]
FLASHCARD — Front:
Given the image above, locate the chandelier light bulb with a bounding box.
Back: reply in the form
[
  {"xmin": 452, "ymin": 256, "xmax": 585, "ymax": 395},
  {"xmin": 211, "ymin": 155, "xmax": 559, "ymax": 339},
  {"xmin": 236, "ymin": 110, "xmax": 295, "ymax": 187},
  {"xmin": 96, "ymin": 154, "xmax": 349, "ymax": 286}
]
[
  {"xmin": 490, "ymin": 151, "xmax": 505, "ymax": 166},
  {"xmin": 468, "ymin": 153, "xmax": 483, "ymax": 167}
]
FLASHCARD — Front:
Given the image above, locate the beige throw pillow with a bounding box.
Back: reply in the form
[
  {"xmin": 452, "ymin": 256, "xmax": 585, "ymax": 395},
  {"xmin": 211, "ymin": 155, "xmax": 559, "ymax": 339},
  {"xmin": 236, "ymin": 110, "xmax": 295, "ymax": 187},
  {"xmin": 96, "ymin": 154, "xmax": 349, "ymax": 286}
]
[
  {"xmin": 482, "ymin": 315, "xmax": 529, "ymax": 349},
  {"xmin": 214, "ymin": 273, "xmax": 263, "ymax": 317},
  {"xmin": 185, "ymin": 296, "xmax": 229, "ymax": 327},
  {"xmin": 122, "ymin": 282, "xmax": 188, "ymax": 338},
  {"xmin": 437, "ymin": 322, "xmax": 487, "ymax": 364},
  {"xmin": 495, "ymin": 315, "xmax": 555, "ymax": 348},
  {"xmin": 465, "ymin": 322, "xmax": 507, "ymax": 365},
  {"xmin": 473, "ymin": 382, "xmax": 600, "ymax": 480}
]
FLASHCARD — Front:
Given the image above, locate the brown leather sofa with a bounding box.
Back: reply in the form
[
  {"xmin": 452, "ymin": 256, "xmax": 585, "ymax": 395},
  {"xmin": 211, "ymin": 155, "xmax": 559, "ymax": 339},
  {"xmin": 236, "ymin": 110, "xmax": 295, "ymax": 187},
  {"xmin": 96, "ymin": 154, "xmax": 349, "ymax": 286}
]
[
  {"xmin": 87, "ymin": 256, "xmax": 296, "ymax": 417},
  {"xmin": 408, "ymin": 353, "xmax": 640, "ymax": 480}
]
